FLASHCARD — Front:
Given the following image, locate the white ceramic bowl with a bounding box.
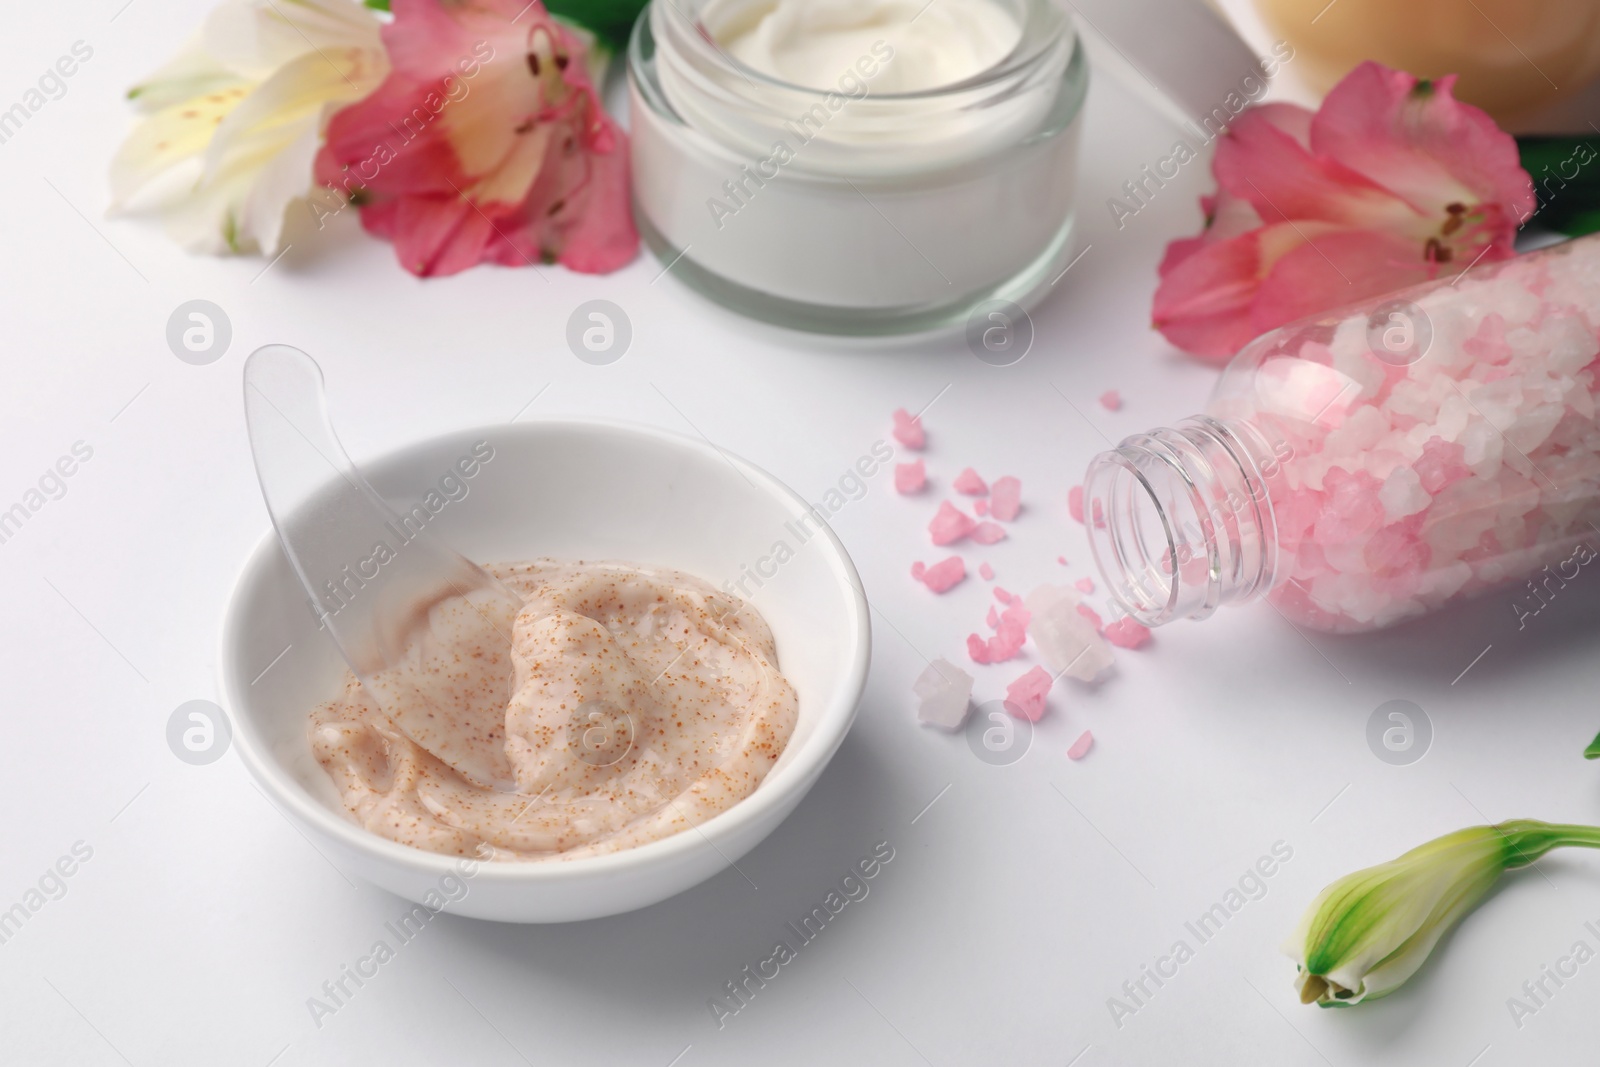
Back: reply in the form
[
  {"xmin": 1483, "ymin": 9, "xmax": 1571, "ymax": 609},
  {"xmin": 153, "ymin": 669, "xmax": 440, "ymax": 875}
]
[{"xmin": 220, "ymin": 419, "xmax": 870, "ymax": 922}]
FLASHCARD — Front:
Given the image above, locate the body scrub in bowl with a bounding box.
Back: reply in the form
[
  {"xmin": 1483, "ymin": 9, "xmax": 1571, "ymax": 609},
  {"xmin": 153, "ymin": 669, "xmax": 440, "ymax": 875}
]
[
  {"xmin": 223, "ymin": 420, "xmax": 870, "ymax": 922},
  {"xmin": 628, "ymin": 0, "xmax": 1087, "ymax": 334}
]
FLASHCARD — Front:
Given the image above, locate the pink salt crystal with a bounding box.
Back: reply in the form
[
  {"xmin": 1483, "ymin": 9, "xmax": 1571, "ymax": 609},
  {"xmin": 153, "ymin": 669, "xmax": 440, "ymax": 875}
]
[
  {"xmin": 1104, "ymin": 617, "xmax": 1152, "ymax": 649},
  {"xmin": 972, "ymin": 603, "xmax": 1031, "ymax": 664},
  {"xmin": 1000, "ymin": 601, "xmax": 1032, "ymax": 630},
  {"xmin": 974, "ymin": 499, "xmax": 989, "ymax": 516},
  {"xmin": 1067, "ymin": 730, "xmax": 1094, "ymax": 760},
  {"xmin": 994, "ymin": 586, "xmax": 1014, "ymax": 604},
  {"xmin": 985, "ymin": 623, "xmax": 1026, "ymax": 663},
  {"xmin": 953, "ymin": 467, "xmax": 988, "ymax": 495},
  {"xmin": 990, "ymin": 476, "xmax": 1021, "ymax": 522},
  {"xmin": 892, "ymin": 408, "xmax": 925, "ymax": 450},
  {"xmin": 1313, "ymin": 468, "xmax": 1386, "ymax": 545},
  {"xmin": 894, "ymin": 459, "xmax": 926, "ymax": 495},
  {"xmin": 910, "ymin": 561, "xmax": 927, "ymax": 581},
  {"xmin": 1074, "ymin": 577, "xmax": 1096, "ymax": 594},
  {"xmin": 920, "ymin": 555, "xmax": 966, "ymax": 593},
  {"xmin": 1057, "ymin": 556, "xmax": 1069, "ymax": 566},
  {"xmin": 914, "ymin": 658, "xmax": 975, "ymax": 731},
  {"xmin": 1003, "ymin": 665, "xmax": 1053, "ymax": 722},
  {"xmin": 1099, "ymin": 390, "xmax": 1122, "ymax": 412},
  {"xmin": 1068, "ymin": 485, "xmax": 1085, "ymax": 524},
  {"xmin": 1076, "ymin": 603, "xmax": 1104, "ymax": 631},
  {"xmin": 979, "ymin": 562, "xmax": 995, "ymax": 581},
  {"xmin": 929, "ymin": 501, "xmax": 977, "ymax": 545},
  {"xmin": 1413, "ymin": 436, "xmax": 1470, "ymax": 495},
  {"xmin": 986, "ymin": 605, "xmax": 1000, "ymax": 628},
  {"xmin": 971, "ymin": 522, "xmax": 1007, "ymax": 544}
]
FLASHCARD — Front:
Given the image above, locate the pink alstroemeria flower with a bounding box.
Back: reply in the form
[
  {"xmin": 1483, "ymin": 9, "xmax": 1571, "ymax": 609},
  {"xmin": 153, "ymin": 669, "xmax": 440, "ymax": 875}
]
[
  {"xmin": 1153, "ymin": 61, "xmax": 1535, "ymax": 361},
  {"xmin": 316, "ymin": 0, "xmax": 636, "ymax": 277}
]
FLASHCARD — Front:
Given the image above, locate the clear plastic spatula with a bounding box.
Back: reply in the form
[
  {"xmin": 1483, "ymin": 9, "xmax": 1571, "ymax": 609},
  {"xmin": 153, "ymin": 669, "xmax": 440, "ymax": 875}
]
[{"xmin": 242, "ymin": 344, "xmax": 523, "ymax": 792}]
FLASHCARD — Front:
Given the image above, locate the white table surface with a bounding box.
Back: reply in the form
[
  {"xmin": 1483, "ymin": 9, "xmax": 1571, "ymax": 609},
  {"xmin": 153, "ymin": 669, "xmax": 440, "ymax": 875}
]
[{"xmin": 4, "ymin": 3, "xmax": 1600, "ymax": 1065}]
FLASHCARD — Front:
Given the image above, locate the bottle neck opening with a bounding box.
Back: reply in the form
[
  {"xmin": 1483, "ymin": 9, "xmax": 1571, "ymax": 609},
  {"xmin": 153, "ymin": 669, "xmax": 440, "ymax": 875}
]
[{"xmin": 1084, "ymin": 416, "xmax": 1280, "ymax": 627}]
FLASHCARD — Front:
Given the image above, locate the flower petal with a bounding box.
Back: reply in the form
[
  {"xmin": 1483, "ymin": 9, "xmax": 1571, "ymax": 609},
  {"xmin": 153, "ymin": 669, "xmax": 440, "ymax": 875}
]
[
  {"xmin": 1250, "ymin": 228, "xmax": 1438, "ymax": 335},
  {"xmin": 1158, "ymin": 188, "xmax": 1262, "ymax": 279},
  {"xmin": 203, "ymin": 47, "xmax": 388, "ymax": 252},
  {"xmin": 125, "ymin": 35, "xmax": 241, "ymax": 113},
  {"xmin": 1214, "ymin": 103, "xmax": 1409, "ymax": 231},
  {"xmin": 1309, "ymin": 61, "xmax": 1534, "ymax": 225},
  {"xmin": 109, "ymin": 80, "xmax": 253, "ymax": 210},
  {"xmin": 1153, "ymin": 221, "xmax": 1331, "ymax": 360},
  {"xmin": 319, "ymin": 0, "xmax": 637, "ymax": 276}
]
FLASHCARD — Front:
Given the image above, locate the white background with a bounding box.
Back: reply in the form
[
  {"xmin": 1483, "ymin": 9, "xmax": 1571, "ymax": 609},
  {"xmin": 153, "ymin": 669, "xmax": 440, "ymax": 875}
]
[{"xmin": 3, "ymin": 2, "xmax": 1600, "ymax": 1065}]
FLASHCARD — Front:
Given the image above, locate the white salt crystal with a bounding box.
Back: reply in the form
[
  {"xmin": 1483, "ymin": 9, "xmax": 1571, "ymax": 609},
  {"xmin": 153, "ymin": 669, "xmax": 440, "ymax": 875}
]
[
  {"xmin": 914, "ymin": 658, "xmax": 974, "ymax": 731},
  {"xmin": 1542, "ymin": 315, "xmax": 1599, "ymax": 376},
  {"xmin": 1379, "ymin": 467, "xmax": 1431, "ymax": 521},
  {"xmin": 1458, "ymin": 421, "xmax": 1503, "ymax": 478},
  {"xmin": 1506, "ymin": 401, "xmax": 1565, "ymax": 454},
  {"xmin": 1024, "ymin": 584, "xmax": 1114, "ymax": 682},
  {"xmin": 1417, "ymin": 560, "xmax": 1473, "ymax": 602}
]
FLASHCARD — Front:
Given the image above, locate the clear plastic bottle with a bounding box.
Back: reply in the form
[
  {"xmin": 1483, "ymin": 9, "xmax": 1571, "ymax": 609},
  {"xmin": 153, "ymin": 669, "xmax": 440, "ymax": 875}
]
[{"xmin": 1085, "ymin": 234, "xmax": 1600, "ymax": 634}]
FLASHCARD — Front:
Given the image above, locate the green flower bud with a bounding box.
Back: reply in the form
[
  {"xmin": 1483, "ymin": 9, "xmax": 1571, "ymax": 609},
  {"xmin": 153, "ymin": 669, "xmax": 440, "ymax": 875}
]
[{"xmin": 1286, "ymin": 820, "xmax": 1600, "ymax": 1006}]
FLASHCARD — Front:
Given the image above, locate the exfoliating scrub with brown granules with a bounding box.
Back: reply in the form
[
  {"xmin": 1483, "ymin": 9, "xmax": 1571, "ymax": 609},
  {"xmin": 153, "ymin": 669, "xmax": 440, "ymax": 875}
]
[{"xmin": 309, "ymin": 560, "xmax": 797, "ymax": 860}]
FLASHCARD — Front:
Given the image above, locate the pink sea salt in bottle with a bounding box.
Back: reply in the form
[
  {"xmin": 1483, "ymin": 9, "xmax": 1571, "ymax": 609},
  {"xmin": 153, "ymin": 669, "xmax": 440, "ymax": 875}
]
[{"xmin": 1086, "ymin": 234, "xmax": 1600, "ymax": 634}]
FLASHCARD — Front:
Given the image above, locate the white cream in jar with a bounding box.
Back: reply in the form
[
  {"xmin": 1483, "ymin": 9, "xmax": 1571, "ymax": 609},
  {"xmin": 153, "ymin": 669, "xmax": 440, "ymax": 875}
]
[
  {"xmin": 719, "ymin": 0, "xmax": 1020, "ymax": 93},
  {"xmin": 627, "ymin": 0, "xmax": 1087, "ymax": 334}
]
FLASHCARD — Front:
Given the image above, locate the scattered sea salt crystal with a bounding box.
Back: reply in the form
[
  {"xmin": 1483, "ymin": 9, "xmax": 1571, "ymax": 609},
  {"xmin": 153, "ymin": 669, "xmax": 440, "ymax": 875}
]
[
  {"xmin": 1075, "ymin": 603, "xmax": 1103, "ymax": 630},
  {"xmin": 953, "ymin": 468, "xmax": 988, "ymax": 495},
  {"xmin": 987, "ymin": 623, "xmax": 1027, "ymax": 662},
  {"xmin": 910, "ymin": 561, "xmax": 926, "ymax": 581},
  {"xmin": 989, "ymin": 476, "xmax": 1021, "ymax": 521},
  {"xmin": 969, "ymin": 602, "xmax": 1030, "ymax": 664},
  {"xmin": 1057, "ymin": 556, "xmax": 1068, "ymax": 566},
  {"xmin": 894, "ymin": 460, "xmax": 926, "ymax": 494},
  {"xmin": 975, "ymin": 499, "xmax": 989, "ymax": 516},
  {"xmin": 971, "ymin": 522, "xmax": 1007, "ymax": 544},
  {"xmin": 1067, "ymin": 730, "xmax": 1094, "ymax": 760},
  {"xmin": 1103, "ymin": 617, "xmax": 1152, "ymax": 649},
  {"xmin": 919, "ymin": 556, "xmax": 966, "ymax": 593},
  {"xmin": 986, "ymin": 605, "xmax": 999, "ymax": 628},
  {"xmin": 1067, "ymin": 485, "xmax": 1085, "ymax": 524},
  {"xmin": 979, "ymin": 562, "xmax": 995, "ymax": 581},
  {"xmin": 1003, "ymin": 665, "xmax": 1053, "ymax": 721},
  {"xmin": 929, "ymin": 501, "xmax": 977, "ymax": 545},
  {"xmin": 892, "ymin": 408, "xmax": 925, "ymax": 450},
  {"xmin": 1099, "ymin": 390, "xmax": 1122, "ymax": 412},
  {"xmin": 1074, "ymin": 577, "xmax": 1095, "ymax": 594},
  {"xmin": 994, "ymin": 586, "xmax": 1014, "ymax": 604},
  {"xmin": 914, "ymin": 659, "xmax": 974, "ymax": 731},
  {"xmin": 1025, "ymin": 584, "xmax": 1114, "ymax": 681}
]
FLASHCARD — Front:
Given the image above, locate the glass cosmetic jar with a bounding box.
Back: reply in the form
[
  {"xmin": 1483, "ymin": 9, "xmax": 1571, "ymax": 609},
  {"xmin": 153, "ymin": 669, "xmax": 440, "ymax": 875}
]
[{"xmin": 626, "ymin": 0, "xmax": 1088, "ymax": 335}]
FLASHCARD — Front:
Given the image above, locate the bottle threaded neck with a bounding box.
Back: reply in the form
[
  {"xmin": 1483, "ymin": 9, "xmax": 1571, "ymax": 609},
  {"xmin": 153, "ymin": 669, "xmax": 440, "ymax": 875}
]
[{"xmin": 1084, "ymin": 416, "xmax": 1280, "ymax": 626}]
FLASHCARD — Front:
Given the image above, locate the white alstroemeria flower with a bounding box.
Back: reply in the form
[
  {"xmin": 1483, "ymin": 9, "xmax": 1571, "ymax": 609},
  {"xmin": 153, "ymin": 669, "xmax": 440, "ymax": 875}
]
[
  {"xmin": 1286, "ymin": 820, "xmax": 1600, "ymax": 1006},
  {"xmin": 109, "ymin": 0, "xmax": 387, "ymax": 255}
]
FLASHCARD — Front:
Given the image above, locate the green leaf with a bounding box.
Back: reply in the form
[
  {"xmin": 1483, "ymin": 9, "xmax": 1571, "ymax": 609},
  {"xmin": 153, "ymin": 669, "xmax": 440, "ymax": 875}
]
[
  {"xmin": 545, "ymin": 0, "xmax": 648, "ymax": 52},
  {"xmin": 1518, "ymin": 136, "xmax": 1600, "ymax": 237},
  {"xmin": 1585, "ymin": 729, "xmax": 1600, "ymax": 759},
  {"xmin": 363, "ymin": 0, "xmax": 390, "ymax": 10}
]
